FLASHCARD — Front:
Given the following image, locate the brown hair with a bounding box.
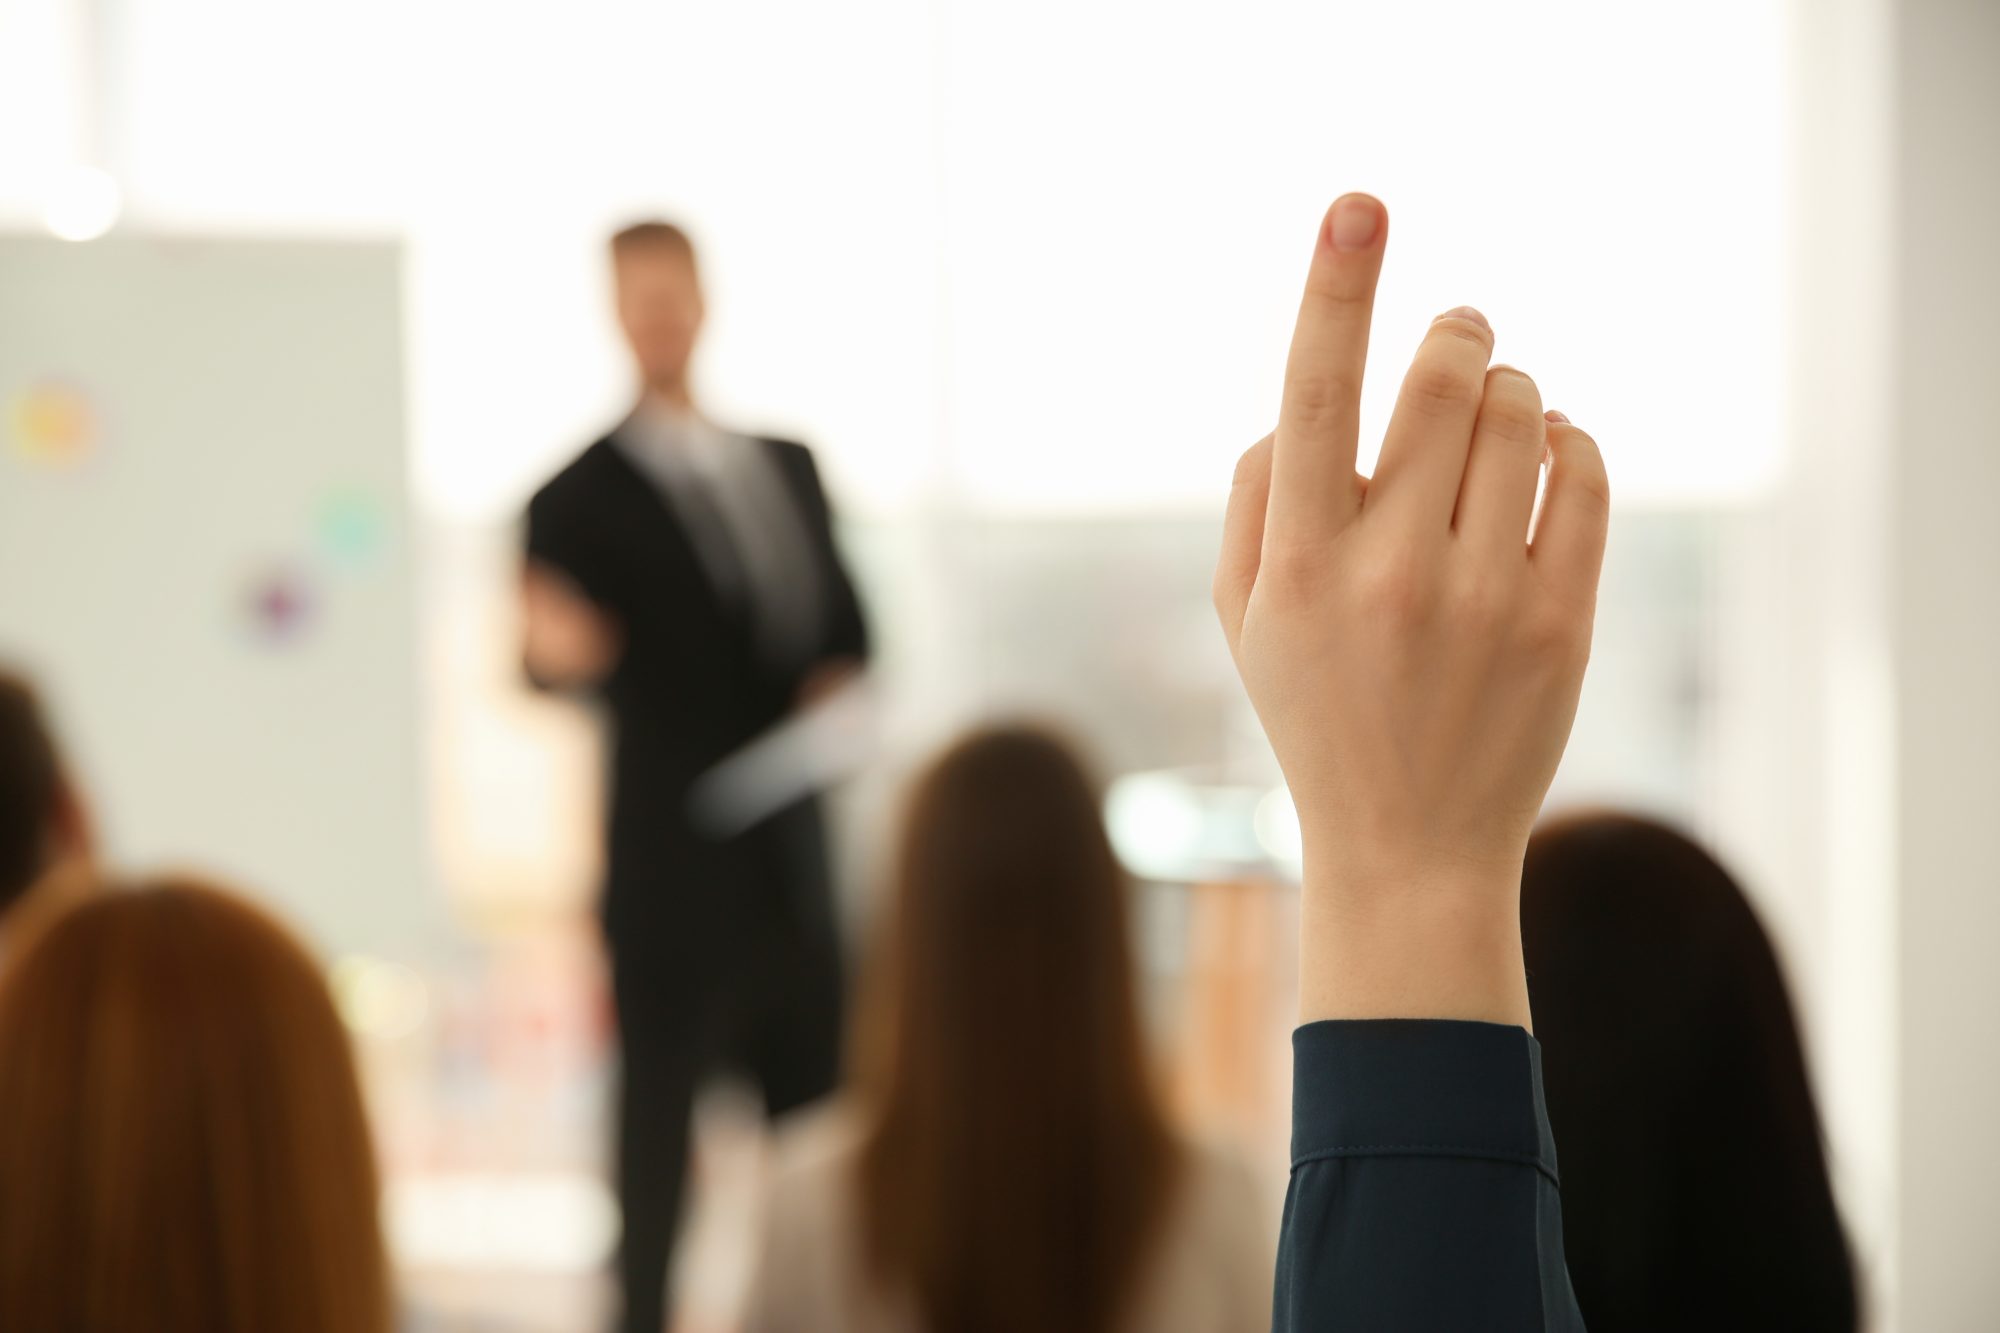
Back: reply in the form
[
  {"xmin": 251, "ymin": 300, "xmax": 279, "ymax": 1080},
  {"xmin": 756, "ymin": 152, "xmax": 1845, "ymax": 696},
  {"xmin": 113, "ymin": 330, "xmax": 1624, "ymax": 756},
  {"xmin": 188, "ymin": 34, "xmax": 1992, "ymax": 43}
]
[
  {"xmin": 853, "ymin": 725, "xmax": 1183, "ymax": 1333},
  {"xmin": 1521, "ymin": 813, "xmax": 1856, "ymax": 1330},
  {"xmin": 0, "ymin": 672, "xmax": 63, "ymax": 916},
  {"xmin": 609, "ymin": 219, "xmax": 697, "ymax": 265},
  {"xmin": 0, "ymin": 878, "xmax": 392, "ymax": 1333}
]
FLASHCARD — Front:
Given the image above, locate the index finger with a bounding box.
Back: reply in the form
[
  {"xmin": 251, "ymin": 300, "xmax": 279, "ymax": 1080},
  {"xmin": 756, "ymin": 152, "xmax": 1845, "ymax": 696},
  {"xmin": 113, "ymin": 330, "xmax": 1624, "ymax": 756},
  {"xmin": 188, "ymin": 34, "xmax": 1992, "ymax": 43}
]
[{"xmin": 1268, "ymin": 194, "xmax": 1387, "ymax": 545}]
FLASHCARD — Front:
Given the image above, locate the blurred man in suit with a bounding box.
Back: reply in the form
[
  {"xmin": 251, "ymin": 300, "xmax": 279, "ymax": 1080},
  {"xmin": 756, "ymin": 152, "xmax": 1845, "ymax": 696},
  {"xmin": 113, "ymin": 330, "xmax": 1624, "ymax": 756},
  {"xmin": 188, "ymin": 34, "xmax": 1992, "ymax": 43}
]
[{"xmin": 522, "ymin": 221, "xmax": 867, "ymax": 1333}]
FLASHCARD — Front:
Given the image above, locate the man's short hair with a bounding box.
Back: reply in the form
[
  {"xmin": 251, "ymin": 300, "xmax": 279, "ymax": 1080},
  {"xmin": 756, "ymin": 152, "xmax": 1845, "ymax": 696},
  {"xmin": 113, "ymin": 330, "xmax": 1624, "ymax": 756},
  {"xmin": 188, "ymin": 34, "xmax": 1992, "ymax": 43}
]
[
  {"xmin": 610, "ymin": 220, "xmax": 698, "ymax": 266},
  {"xmin": 0, "ymin": 671, "xmax": 63, "ymax": 916}
]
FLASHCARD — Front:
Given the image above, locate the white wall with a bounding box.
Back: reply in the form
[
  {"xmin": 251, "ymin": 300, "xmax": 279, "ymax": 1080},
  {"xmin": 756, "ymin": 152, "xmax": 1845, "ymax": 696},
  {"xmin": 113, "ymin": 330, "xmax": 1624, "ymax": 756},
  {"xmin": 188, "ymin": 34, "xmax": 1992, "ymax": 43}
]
[
  {"xmin": 1892, "ymin": 0, "xmax": 2000, "ymax": 1325},
  {"xmin": 1774, "ymin": 0, "xmax": 1901, "ymax": 1318},
  {"xmin": 1777, "ymin": 2, "xmax": 2000, "ymax": 1325},
  {"xmin": 0, "ymin": 0, "xmax": 1790, "ymax": 522}
]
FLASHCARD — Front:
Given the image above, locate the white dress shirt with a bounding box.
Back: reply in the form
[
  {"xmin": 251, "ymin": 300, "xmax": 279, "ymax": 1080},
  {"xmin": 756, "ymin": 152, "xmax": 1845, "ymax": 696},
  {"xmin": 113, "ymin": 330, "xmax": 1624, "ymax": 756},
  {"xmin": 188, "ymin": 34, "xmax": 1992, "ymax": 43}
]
[{"xmin": 614, "ymin": 400, "xmax": 827, "ymax": 673}]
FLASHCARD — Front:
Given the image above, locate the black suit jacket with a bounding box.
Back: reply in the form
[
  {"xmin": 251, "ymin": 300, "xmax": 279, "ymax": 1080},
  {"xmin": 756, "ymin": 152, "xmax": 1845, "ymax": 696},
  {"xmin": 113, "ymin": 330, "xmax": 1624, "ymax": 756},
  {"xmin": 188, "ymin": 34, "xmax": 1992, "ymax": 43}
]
[{"xmin": 525, "ymin": 430, "xmax": 868, "ymax": 932}]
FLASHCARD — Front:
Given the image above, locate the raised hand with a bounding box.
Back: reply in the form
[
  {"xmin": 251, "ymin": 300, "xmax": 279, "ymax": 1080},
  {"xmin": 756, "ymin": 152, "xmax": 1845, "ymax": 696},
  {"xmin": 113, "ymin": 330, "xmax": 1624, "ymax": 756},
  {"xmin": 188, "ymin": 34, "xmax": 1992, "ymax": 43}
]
[{"xmin": 1213, "ymin": 195, "xmax": 1609, "ymax": 1027}]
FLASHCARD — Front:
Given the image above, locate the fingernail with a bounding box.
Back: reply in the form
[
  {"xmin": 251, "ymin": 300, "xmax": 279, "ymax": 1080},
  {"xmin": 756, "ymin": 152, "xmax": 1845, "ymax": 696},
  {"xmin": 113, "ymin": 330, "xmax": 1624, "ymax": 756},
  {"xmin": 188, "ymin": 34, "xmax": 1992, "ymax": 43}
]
[
  {"xmin": 1436, "ymin": 305, "xmax": 1489, "ymax": 332},
  {"xmin": 1329, "ymin": 195, "xmax": 1380, "ymax": 251},
  {"xmin": 1545, "ymin": 409, "xmax": 1570, "ymax": 424}
]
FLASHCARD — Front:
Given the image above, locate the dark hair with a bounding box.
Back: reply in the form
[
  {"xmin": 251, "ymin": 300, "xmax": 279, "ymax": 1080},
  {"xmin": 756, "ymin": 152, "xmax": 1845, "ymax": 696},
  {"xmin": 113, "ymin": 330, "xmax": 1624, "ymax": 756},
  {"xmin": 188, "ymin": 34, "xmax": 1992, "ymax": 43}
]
[
  {"xmin": 0, "ymin": 673, "xmax": 63, "ymax": 916},
  {"xmin": 1521, "ymin": 812, "xmax": 1858, "ymax": 1331},
  {"xmin": 609, "ymin": 219, "xmax": 698, "ymax": 265},
  {"xmin": 0, "ymin": 878, "xmax": 391, "ymax": 1333},
  {"xmin": 853, "ymin": 725, "xmax": 1184, "ymax": 1333}
]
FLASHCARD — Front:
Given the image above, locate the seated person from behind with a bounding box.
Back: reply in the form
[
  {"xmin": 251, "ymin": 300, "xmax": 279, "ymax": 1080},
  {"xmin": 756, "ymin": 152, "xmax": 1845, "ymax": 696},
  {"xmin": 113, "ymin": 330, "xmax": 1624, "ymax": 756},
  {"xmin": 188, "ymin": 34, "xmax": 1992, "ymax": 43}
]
[
  {"xmin": 1521, "ymin": 813, "xmax": 1858, "ymax": 1332},
  {"xmin": 0, "ymin": 876, "xmax": 392, "ymax": 1333},
  {"xmin": 745, "ymin": 725, "xmax": 1271, "ymax": 1333},
  {"xmin": 0, "ymin": 670, "xmax": 91, "ymax": 950}
]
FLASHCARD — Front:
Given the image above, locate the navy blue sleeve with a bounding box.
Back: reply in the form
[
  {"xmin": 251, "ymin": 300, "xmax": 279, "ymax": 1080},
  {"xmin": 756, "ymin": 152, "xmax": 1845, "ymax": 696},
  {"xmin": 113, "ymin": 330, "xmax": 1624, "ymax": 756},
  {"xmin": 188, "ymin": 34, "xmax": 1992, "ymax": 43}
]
[{"xmin": 1274, "ymin": 1020, "xmax": 1584, "ymax": 1331}]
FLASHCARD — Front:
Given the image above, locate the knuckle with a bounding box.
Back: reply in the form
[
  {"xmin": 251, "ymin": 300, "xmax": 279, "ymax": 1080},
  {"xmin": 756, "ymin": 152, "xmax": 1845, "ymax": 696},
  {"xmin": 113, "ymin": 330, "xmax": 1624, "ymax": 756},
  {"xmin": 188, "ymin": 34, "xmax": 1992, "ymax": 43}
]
[
  {"xmin": 1353, "ymin": 553, "xmax": 1433, "ymax": 623},
  {"xmin": 1262, "ymin": 542, "xmax": 1323, "ymax": 593},
  {"xmin": 1559, "ymin": 454, "xmax": 1613, "ymax": 515},
  {"xmin": 1482, "ymin": 419, "xmax": 1546, "ymax": 454},
  {"xmin": 1446, "ymin": 568, "xmax": 1513, "ymax": 627},
  {"xmin": 1485, "ymin": 415, "xmax": 1547, "ymax": 451},
  {"xmin": 1304, "ymin": 268, "xmax": 1375, "ymax": 312},
  {"xmin": 1211, "ymin": 589, "xmax": 1237, "ymax": 632},
  {"xmin": 1283, "ymin": 371, "xmax": 1358, "ymax": 426},
  {"xmin": 1485, "ymin": 365, "xmax": 1541, "ymax": 408},
  {"xmin": 1429, "ymin": 314, "xmax": 1493, "ymax": 349},
  {"xmin": 1519, "ymin": 602, "xmax": 1588, "ymax": 663},
  {"xmin": 1478, "ymin": 368, "xmax": 1546, "ymax": 445},
  {"xmin": 1403, "ymin": 361, "xmax": 1482, "ymax": 417},
  {"xmin": 1550, "ymin": 421, "xmax": 1605, "ymax": 459},
  {"xmin": 1232, "ymin": 436, "xmax": 1273, "ymax": 485},
  {"xmin": 1573, "ymin": 473, "xmax": 1613, "ymax": 516}
]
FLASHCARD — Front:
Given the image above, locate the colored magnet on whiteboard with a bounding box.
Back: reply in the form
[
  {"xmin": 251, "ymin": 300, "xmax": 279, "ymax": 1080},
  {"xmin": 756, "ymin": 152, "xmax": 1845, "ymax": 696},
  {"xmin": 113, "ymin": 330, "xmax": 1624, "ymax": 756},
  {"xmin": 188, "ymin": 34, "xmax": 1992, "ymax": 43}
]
[
  {"xmin": 243, "ymin": 564, "xmax": 319, "ymax": 646},
  {"xmin": 314, "ymin": 487, "xmax": 391, "ymax": 571},
  {"xmin": 6, "ymin": 379, "xmax": 97, "ymax": 468}
]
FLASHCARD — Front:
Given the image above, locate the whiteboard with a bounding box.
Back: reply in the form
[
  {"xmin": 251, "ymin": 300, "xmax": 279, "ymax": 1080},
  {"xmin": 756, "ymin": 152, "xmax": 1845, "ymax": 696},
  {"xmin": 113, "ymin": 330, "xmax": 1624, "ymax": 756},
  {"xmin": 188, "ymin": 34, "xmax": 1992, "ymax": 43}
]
[{"xmin": 0, "ymin": 235, "xmax": 431, "ymax": 954}]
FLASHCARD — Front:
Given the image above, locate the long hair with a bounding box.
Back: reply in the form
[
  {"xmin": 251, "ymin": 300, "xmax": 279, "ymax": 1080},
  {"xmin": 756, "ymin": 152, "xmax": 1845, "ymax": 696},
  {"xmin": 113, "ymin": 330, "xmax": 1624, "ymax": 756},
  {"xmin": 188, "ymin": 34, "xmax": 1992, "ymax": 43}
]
[
  {"xmin": 853, "ymin": 725, "xmax": 1183, "ymax": 1333},
  {"xmin": 1521, "ymin": 813, "xmax": 1858, "ymax": 1332},
  {"xmin": 0, "ymin": 672, "xmax": 63, "ymax": 915},
  {"xmin": 0, "ymin": 877, "xmax": 392, "ymax": 1333}
]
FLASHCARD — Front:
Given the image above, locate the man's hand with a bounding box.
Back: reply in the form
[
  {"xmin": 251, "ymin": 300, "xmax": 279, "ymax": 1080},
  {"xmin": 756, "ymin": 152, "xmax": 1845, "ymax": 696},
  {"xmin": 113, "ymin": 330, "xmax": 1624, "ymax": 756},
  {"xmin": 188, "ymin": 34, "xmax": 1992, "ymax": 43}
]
[
  {"xmin": 1212, "ymin": 195, "xmax": 1609, "ymax": 1028},
  {"xmin": 522, "ymin": 561, "xmax": 625, "ymax": 690},
  {"xmin": 794, "ymin": 657, "xmax": 862, "ymax": 712}
]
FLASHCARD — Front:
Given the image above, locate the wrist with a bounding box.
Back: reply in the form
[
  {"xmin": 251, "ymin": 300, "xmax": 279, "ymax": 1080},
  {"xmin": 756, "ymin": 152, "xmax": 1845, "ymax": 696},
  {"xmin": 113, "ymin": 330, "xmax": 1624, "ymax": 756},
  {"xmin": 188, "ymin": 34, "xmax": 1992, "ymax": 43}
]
[
  {"xmin": 1295, "ymin": 843, "xmax": 1532, "ymax": 1031},
  {"xmin": 1304, "ymin": 831, "xmax": 1524, "ymax": 900}
]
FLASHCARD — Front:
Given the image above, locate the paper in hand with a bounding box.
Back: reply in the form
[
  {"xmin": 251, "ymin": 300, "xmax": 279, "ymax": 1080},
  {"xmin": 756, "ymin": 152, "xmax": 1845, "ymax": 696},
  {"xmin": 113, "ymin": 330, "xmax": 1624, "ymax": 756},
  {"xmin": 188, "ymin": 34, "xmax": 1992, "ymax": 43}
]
[{"xmin": 686, "ymin": 674, "xmax": 878, "ymax": 836}]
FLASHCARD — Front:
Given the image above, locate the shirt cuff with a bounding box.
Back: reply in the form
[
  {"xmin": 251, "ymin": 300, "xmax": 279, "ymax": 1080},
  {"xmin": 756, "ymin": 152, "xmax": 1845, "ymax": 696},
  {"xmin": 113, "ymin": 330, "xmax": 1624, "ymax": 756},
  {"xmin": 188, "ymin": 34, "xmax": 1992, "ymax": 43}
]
[{"xmin": 1290, "ymin": 1018, "xmax": 1560, "ymax": 1186}]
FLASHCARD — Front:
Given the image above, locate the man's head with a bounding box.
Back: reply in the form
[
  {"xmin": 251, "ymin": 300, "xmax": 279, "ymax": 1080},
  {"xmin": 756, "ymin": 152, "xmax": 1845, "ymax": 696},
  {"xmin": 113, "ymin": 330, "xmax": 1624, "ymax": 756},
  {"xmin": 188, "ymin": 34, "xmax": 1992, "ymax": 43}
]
[
  {"xmin": 610, "ymin": 221, "xmax": 704, "ymax": 402},
  {"xmin": 0, "ymin": 672, "xmax": 89, "ymax": 919}
]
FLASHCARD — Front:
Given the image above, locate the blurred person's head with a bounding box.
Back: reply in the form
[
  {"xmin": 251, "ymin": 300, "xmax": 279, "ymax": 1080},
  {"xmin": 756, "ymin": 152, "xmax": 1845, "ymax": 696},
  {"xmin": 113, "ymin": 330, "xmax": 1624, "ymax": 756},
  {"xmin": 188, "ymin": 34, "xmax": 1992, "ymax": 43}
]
[
  {"xmin": 1521, "ymin": 813, "xmax": 1857, "ymax": 1332},
  {"xmin": 0, "ymin": 877, "xmax": 390, "ymax": 1333},
  {"xmin": 0, "ymin": 671, "xmax": 89, "ymax": 924},
  {"xmin": 853, "ymin": 724, "xmax": 1183, "ymax": 1333},
  {"xmin": 611, "ymin": 220, "xmax": 704, "ymax": 405}
]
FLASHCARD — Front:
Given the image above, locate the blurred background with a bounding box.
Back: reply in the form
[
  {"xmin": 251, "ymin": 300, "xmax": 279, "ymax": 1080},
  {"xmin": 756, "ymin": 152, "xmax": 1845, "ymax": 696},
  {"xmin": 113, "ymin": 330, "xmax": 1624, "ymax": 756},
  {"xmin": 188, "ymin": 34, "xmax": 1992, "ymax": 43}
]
[{"xmin": 1, "ymin": 0, "xmax": 1994, "ymax": 1329}]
